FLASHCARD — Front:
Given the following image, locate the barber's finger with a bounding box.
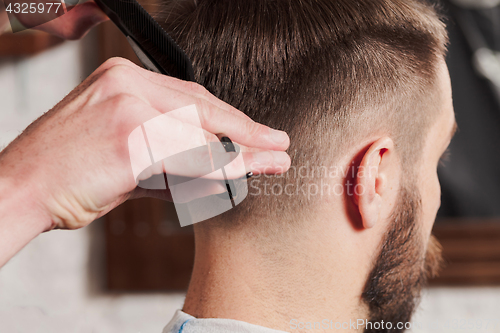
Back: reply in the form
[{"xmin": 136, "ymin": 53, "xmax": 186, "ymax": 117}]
[
  {"xmin": 131, "ymin": 128, "xmax": 289, "ymax": 182},
  {"xmin": 239, "ymin": 151, "xmax": 291, "ymax": 176},
  {"xmin": 209, "ymin": 140, "xmax": 290, "ymax": 178},
  {"xmin": 82, "ymin": 57, "xmax": 250, "ymax": 122},
  {"xmin": 123, "ymin": 100, "xmax": 289, "ymax": 179},
  {"xmin": 81, "ymin": 61, "xmax": 229, "ymax": 121},
  {"xmin": 135, "ymin": 144, "xmax": 289, "ymax": 180},
  {"xmin": 35, "ymin": 1, "xmax": 108, "ymax": 40},
  {"xmin": 83, "ymin": 61, "xmax": 284, "ymax": 152},
  {"xmin": 133, "ymin": 80, "xmax": 290, "ymax": 151},
  {"xmin": 85, "ymin": 60, "xmax": 290, "ymax": 152},
  {"xmin": 124, "ymin": 66, "xmax": 254, "ymax": 122},
  {"xmin": 199, "ymin": 102, "xmax": 289, "ymax": 151},
  {"xmin": 88, "ymin": 58, "xmax": 253, "ymax": 122},
  {"xmin": 114, "ymin": 70, "xmax": 290, "ymax": 152},
  {"xmin": 161, "ymin": 149, "xmax": 289, "ymax": 179}
]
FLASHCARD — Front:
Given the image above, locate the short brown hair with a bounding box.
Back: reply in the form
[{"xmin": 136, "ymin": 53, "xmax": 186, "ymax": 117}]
[{"xmin": 157, "ymin": 0, "xmax": 447, "ymax": 227}]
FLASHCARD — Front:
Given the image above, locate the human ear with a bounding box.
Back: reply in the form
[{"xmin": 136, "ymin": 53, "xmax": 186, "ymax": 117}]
[{"xmin": 353, "ymin": 137, "xmax": 397, "ymax": 229}]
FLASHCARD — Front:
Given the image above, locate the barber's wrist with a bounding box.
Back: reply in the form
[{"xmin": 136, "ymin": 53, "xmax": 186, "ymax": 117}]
[
  {"xmin": 3, "ymin": 174, "xmax": 50, "ymax": 223},
  {"xmin": 0, "ymin": 173, "xmax": 54, "ymax": 266}
]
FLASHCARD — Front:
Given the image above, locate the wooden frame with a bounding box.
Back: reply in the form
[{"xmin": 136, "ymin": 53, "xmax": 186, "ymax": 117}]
[
  {"xmin": 105, "ymin": 199, "xmax": 194, "ymax": 291},
  {"xmin": 430, "ymin": 219, "xmax": 500, "ymax": 285}
]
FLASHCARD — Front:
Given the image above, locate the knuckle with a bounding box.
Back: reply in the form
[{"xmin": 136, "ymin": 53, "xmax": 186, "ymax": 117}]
[
  {"xmin": 109, "ymin": 93, "xmax": 147, "ymax": 127},
  {"xmin": 109, "ymin": 93, "xmax": 143, "ymax": 111},
  {"xmin": 101, "ymin": 65, "xmax": 136, "ymax": 85},
  {"xmin": 245, "ymin": 120, "xmax": 265, "ymax": 139},
  {"xmin": 101, "ymin": 57, "xmax": 134, "ymax": 70},
  {"xmin": 186, "ymin": 81, "xmax": 209, "ymax": 97},
  {"xmin": 196, "ymin": 99, "xmax": 214, "ymax": 127},
  {"xmin": 106, "ymin": 94, "xmax": 146, "ymax": 157},
  {"xmin": 104, "ymin": 93, "xmax": 144, "ymax": 128},
  {"xmin": 93, "ymin": 65, "xmax": 137, "ymax": 96}
]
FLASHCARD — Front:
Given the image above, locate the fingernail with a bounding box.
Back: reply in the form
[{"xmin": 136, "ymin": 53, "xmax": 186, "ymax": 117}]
[{"xmin": 270, "ymin": 129, "xmax": 289, "ymax": 145}]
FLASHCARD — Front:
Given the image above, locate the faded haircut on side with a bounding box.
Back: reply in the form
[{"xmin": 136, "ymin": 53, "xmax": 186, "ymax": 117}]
[{"xmin": 156, "ymin": 0, "xmax": 448, "ymax": 228}]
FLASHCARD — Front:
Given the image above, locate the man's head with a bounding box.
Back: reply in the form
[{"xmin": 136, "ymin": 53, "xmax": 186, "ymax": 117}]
[
  {"xmin": 158, "ymin": 0, "xmax": 455, "ymax": 328},
  {"xmin": 361, "ymin": 59, "xmax": 455, "ymax": 328}
]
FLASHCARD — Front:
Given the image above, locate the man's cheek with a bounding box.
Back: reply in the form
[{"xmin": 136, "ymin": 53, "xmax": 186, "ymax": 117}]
[
  {"xmin": 420, "ymin": 172, "xmax": 441, "ymax": 237},
  {"xmin": 431, "ymin": 172, "xmax": 442, "ymax": 215}
]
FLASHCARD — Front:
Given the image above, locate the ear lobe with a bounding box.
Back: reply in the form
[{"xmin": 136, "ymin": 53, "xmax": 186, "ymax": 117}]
[{"xmin": 353, "ymin": 137, "xmax": 395, "ymax": 229}]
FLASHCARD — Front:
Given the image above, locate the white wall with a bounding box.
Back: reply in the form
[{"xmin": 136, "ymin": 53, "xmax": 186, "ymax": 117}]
[
  {"xmin": 0, "ymin": 34, "xmax": 499, "ymax": 333},
  {"xmin": 411, "ymin": 288, "xmax": 500, "ymax": 333}
]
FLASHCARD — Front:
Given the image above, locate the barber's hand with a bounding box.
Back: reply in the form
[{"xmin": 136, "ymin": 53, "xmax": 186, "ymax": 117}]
[
  {"xmin": 2, "ymin": 0, "xmax": 107, "ymax": 39},
  {"xmin": 0, "ymin": 57, "xmax": 291, "ymax": 231}
]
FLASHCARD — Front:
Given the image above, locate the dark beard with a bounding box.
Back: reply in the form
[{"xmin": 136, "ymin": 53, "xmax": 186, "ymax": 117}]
[{"xmin": 362, "ymin": 184, "xmax": 443, "ymax": 333}]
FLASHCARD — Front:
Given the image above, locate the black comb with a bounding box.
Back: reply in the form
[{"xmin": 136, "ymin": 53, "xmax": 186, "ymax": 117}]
[{"xmin": 94, "ymin": 0, "xmax": 195, "ymax": 81}]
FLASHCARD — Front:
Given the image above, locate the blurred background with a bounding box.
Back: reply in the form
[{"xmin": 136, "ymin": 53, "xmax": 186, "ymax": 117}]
[{"xmin": 1, "ymin": 0, "xmax": 500, "ymax": 332}]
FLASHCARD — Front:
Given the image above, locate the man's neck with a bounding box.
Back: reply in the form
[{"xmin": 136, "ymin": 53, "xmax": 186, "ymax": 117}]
[{"xmin": 182, "ymin": 222, "xmax": 370, "ymax": 332}]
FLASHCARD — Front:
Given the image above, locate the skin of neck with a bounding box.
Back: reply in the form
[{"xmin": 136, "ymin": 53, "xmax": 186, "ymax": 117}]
[
  {"xmin": 182, "ymin": 134, "xmax": 402, "ymax": 332},
  {"xmin": 182, "ymin": 199, "xmax": 387, "ymax": 332}
]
